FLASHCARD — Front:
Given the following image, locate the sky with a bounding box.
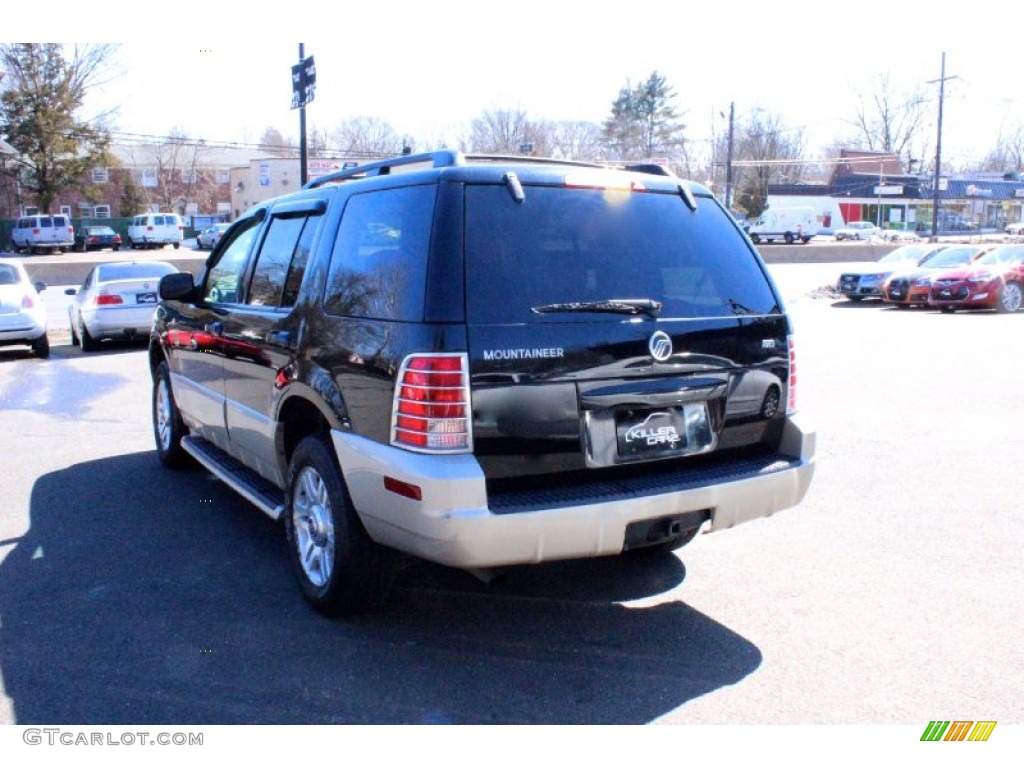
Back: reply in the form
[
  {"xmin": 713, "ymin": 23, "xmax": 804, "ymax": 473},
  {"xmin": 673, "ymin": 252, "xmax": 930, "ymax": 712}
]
[{"xmin": 9, "ymin": 1, "xmax": 1022, "ymax": 174}]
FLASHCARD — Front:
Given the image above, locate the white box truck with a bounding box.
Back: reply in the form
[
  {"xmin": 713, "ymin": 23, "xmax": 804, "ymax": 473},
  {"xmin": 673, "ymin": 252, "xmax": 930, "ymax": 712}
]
[{"xmin": 747, "ymin": 207, "xmax": 819, "ymax": 244}]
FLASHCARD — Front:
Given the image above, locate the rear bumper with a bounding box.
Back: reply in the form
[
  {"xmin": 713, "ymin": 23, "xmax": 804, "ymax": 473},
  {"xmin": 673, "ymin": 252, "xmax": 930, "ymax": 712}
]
[
  {"xmin": 333, "ymin": 416, "xmax": 815, "ymax": 568},
  {"xmin": 84, "ymin": 306, "xmax": 158, "ymax": 337}
]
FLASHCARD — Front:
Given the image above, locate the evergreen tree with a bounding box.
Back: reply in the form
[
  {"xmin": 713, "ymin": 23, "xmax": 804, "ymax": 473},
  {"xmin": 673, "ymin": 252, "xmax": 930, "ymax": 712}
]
[
  {"xmin": 0, "ymin": 44, "xmax": 115, "ymax": 213},
  {"xmin": 601, "ymin": 71, "xmax": 686, "ymax": 161}
]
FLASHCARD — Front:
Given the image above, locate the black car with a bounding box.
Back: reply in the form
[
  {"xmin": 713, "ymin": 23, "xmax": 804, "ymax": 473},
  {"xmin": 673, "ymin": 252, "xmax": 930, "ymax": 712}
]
[
  {"xmin": 74, "ymin": 225, "xmax": 122, "ymax": 252},
  {"xmin": 150, "ymin": 150, "xmax": 815, "ymax": 614}
]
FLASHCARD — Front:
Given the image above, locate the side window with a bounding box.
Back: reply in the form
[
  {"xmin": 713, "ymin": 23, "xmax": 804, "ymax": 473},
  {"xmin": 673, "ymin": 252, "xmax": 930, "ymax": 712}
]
[
  {"xmin": 203, "ymin": 217, "xmax": 262, "ymax": 304},
  {"xmin": 246, "ymin": 215, "xmax": 307, "ymax": 308},
  {"xmin": 323, "ymin": 185, "xmax": 435, "ymax": 320}
]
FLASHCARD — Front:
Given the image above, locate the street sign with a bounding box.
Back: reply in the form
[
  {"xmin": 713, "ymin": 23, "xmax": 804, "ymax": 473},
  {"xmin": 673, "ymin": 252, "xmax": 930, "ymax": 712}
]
[{"xmin": 290, "ymin": 56, "xmax": 316, "ymax": 109}]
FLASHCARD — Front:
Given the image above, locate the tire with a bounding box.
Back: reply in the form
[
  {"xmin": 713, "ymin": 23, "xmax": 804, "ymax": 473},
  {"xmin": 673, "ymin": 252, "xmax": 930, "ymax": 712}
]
[
  {"xmin": 940, "ymin": 306, "xmax": 955, "ymax": 314},
  {"xmin": 760, "ymin": 385, "xmax": 781, "ymax": 420},
  {"xmin": 997, "ymin": 282, "xmax": 1022, "ymax": 313},
  {"xmin": 801, "ymin": 236, "xmax": 811, "ymax": 244},
  {"xmin": 750, "ymin": 233, "xmax": 761, "ymax": 244},
  {"xmin": 31, "ymin": 334, "xmax": 50, "ymax": 359},
  {"xmin": 784, "ymin": 232, "xmax": 795, "ymax": 245},
  {"xmin": 854, "ymin": 233, "xmax": 862, "ymax": 241},
  {"xmin": 69, "ymin": 316, "xmax": 80, "ymax": 346},
  {"xmin": 153, "ymin": 361, "xmax": 190, "ymax": 468},
  {"xmin": 285, "ymin": 434, "xmax": 392, "ymax": 615},
  {"xmin": 79, "ymin": 315, "xmax": 99, "ymax": 352},
  {"xmin": 173, "ymin": 242, "xmax": 180, "ymax": 249}
]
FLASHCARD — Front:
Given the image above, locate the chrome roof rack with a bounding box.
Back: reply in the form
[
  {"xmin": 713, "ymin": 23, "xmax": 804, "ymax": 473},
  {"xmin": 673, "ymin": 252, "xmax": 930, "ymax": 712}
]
[{"xmin": 305, "ymin": 150, "xmax": 635, "ymax": 189}]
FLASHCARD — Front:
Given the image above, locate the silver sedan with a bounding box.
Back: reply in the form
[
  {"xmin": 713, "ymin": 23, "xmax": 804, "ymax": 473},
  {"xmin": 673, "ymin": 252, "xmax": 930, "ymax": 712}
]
[{"xmin": 65, "ymin": 261, "xmax": 179, "ymax": 351}]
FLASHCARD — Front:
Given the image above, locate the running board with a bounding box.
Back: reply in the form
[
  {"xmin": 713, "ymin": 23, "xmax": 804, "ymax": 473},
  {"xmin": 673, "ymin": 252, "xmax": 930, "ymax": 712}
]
[{"xmin": 182, "ymin": 435, "xmax": 287, "ymax": 521}]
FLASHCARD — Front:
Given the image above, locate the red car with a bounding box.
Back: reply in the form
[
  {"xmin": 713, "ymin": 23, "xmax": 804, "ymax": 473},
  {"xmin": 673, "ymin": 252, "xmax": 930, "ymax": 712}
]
[
  {"xmin": 882, "ymin": 245, "xmax": 992, "ymax": 307},
  {"xmin": 927, "ymin": 245, "xmax": 1024, "ymax": 313}
]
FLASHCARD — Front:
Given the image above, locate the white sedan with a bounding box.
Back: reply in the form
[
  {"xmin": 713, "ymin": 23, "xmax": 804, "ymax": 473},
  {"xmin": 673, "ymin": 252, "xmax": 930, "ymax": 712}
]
[
  {"xmin": 65, "ymin": 261, "xmax": 179, "ymax": 352},
  {"xmin": 0, "ymin": 257, "xmax": 49, "ymax": 358},
  {"xmin": 834, "ymin": 221, "xmax": 883, "ymax": 241}
]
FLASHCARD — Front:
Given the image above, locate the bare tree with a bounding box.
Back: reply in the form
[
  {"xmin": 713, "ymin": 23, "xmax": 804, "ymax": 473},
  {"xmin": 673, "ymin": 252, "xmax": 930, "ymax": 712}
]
[
  {"xmin": 980, "ymin": 123, "xmax": 1024, "ymax": 173},
  {"xmin": 849, "ymin": 72, "xmax": 929, "ymax": 162},
  {"xmin": 547, "ymin": 120, "xmax": 603, "ymax": 161},
  {"xmin": 468, "ymin": 109, "xmax": 535, "ymax": 154},
  {"xmin": 258, "ymin": 126, "xmax": 295, "ymax": 158},
  {"xmin": 328, "ymin": 117, "xmax": 404, "ymax": 157},
  {"xmin": 125, "ymin": 129, "xmax": 216, "ymax": 215},
  {"xmin": 732, "ymin": 109, "xmax": 806, "ymax": 218}
]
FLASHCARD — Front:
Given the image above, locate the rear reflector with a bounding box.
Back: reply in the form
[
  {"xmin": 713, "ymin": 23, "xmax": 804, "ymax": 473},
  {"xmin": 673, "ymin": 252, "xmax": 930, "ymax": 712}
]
[
  {"xmin": 391, "ymin": 353, "xmax": 472, "ymax": 453},
  {"xmin": 384, "ymin": 476, "xmax": 423, "ymax": 501}
]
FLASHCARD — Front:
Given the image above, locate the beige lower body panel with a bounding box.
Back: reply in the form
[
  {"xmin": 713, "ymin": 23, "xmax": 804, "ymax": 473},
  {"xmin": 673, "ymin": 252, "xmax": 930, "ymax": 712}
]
[{"xmin": 332, "ymin": 415, "xmax": 815, "ymax": 569}]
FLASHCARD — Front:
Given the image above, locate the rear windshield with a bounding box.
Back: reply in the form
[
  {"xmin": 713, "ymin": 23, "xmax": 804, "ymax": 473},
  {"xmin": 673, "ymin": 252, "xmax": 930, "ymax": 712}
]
[
  {"xmin": 96, "ymin": 262, "xmax": 177, "ymax": 282},
  {"xmin": 465, "ymin": 185, "xmax": 778, "ymax": 323}
]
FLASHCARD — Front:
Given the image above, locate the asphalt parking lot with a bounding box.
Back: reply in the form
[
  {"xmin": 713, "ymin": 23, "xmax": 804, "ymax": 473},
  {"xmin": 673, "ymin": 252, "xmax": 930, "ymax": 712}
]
[{"xmin": 0, "ymin": 257, "xmax": 1020, "ymax": 733}]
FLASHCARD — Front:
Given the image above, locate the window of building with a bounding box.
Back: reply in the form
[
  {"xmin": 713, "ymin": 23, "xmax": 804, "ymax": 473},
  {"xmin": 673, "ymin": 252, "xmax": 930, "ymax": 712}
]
[
  {"xmin": 217, "ymin": 170, "xmax": 230, "ymax": 184},
  {"xmin": 59, "ymin": 205, "xmax": 72, "ymax": 219},
  {"xmin": 181, "ymin": 169, "xmax": 198, "ymax": 184},
  {"xmin": 93, "ymin": 205, "xmax": 111, "ymax": 219},
  {"xmin": 92, "ymin": 167, "xmax": 109, "ymax": 184},
  {"xmin": 135, "ymin": 168, "xmax": 158, "ymax": 188}
]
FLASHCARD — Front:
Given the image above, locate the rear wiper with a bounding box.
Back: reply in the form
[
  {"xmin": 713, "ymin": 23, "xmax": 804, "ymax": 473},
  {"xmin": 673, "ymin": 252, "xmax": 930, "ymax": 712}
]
[{"xmin": 531, "ymin": 298, "xmax": 662, "ymax": 318}]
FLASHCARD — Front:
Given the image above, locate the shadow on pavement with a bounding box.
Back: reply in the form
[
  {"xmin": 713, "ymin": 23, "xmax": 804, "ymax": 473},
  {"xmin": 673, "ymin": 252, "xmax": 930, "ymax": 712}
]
[{"xmin": 0, "ymin": 451, "xmax": 762, "ymax": 724}]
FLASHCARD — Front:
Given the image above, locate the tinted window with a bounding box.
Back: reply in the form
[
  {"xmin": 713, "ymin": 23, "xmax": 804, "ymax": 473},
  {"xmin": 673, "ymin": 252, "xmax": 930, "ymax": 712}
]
[
  {"xmin": 40, "ymin": 217, "xmax": 52, "ymax": 228},
  {"xmin": 247, "ymin": 214, "xmax": 317, "ymax": 308},
  {"xmin": 324, "ymin": 185, "xmax": 436, "ymax": 320},
  {"xmin": 464, "ymin": 186, "xmax": 778, "ymax": 323},
  {"xmin": 154, "ymin": 216, "xmax": 166, "ymax": 226},
  {"xmin": 204, "ymin": 217, "xmax": 262, "ymax": 304}
]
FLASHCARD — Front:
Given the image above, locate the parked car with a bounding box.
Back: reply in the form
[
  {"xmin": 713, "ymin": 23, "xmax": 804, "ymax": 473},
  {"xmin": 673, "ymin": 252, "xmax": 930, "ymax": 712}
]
[
  {"xmin": 927, "ymin": 245, "xmax": 1024, "ymax": 313},
  {"xmin": 746, "ymin": 206, "xmax": 818, "ymax": 244},
  {"xmin": 0, "ymin": 257, "xmax": 49, "ymax": 358},
  {"xmin": 126, "ymin": 213, "xmax": 184, "ymax": 250},
  {"xmin": 837, "ymin": 243, "xmax": 947, "ymax": 301},
  {"xmin": 9, "ymin": 214, "xmax": 74, "ymax": 254},
  {"xmin": 150, "ymin": 150, "xmax": 815, "ymax": 615},
  {"xmin": 1005, "ymin": 222, "xmax": 1024, "ymax": 235},
  {"xmin": 834, "ymin": 221, "xmax": 882, "ymax": 241},
  {"xmin": 65, "ymin": 261, "xmax": 180, "ymax": 351},
  {"xmin": 882, "ymin": 245, "xmax": 993, "ymax": 307},
  {"xmin": 195, "ymin": 222, "xmax": 231, "ymax": 250},
  {"xmin": 73, "ymin": 225, "xmax": 122, "ymax": 252}
]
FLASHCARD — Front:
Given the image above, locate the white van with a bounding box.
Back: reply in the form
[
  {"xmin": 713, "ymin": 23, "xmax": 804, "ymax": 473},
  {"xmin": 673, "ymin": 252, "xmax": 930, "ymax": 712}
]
[
  {"xmin": 747, "ymin": 207, "xmax": 819, "ymax": 244},
  {"xmin": 10, "ymin": 214, "xmax": 75, "ymax": 254},
  {"xmin": 127, "ymin": 213, "xmax": 184, "ymax": 250}
]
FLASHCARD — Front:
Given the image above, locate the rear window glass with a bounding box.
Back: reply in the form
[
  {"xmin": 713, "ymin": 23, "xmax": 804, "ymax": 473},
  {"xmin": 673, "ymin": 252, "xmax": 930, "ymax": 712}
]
[
  {"xmin": 324, "ymin": 185, "xmax": 436, "ymax": 321},
  {"xmin": 464, "ymin": 186, "xmax": 778, "ymax": 323},
  {"xmin": 154, "ymin": 216, "xmax": 166, "ymax": 225},
  {"xmin": 39, "ymin": 217, "xmax": 52, "ymax": 228},
  {"xmin": 96, "ymin": 262, "xmax": 177, "ymax": 282}
]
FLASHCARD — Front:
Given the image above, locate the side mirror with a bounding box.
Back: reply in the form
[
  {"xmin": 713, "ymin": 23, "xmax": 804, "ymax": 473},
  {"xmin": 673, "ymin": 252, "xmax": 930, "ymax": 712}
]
[
  {"xmin": 64, "ymin": 287, "xmax": 76, "ymax": 296},
  {"xmin": 160, "ymin": 272, "xmax": 197, "ymax": 301},
  {"xmin": 35, "ymin": 281, "xmax": 47, "ymax": 293}
]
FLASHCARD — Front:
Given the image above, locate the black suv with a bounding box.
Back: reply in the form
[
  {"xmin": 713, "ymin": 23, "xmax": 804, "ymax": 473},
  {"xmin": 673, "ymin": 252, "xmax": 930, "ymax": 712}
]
[{"xmin": 149, "ymin": 150, "xmax": 815, "ymax": 614}]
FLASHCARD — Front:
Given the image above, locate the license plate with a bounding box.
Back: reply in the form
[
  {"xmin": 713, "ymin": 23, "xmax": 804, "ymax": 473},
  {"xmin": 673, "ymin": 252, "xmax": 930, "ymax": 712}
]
[
  {"xmin": 616, "ymin": 407, "xmax": 691, "ymax": 458},
  {"xmin": 136, "ymin": 292, "xmax": 157, "ymax": 304}
]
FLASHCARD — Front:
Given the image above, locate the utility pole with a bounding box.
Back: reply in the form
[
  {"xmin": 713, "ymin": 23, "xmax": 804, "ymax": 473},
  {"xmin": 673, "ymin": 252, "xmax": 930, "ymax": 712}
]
[
  {"xmin": 928, "ymin": 52, "xmax": 957, "ymax": 241},
  {"xmin": 725, "ymin": 102, "xmax": 735, "ymax": 212},
  {"xmin": 299, "ymin": 43, "xmax": 308, "ymax": 187}
]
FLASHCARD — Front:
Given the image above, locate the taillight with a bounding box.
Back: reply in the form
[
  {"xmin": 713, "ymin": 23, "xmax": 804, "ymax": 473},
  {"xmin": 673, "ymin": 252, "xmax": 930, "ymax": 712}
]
[
  {"xmin": 32, "ymin": 228, "xmax": 40, "ymax": 235},
  {"xmin": 787, "ymin": 337, "xmax": 798, "ymax": 414},
  {"xmin": 391, "ymin": 353, "xmax": 472, "ymax": 453},
  {"xmin": 95, "ymin": 294, "xmax": 124, "ymax": 306},
  {"xmin": 21, "ymin": 295, "xmax": 35, "ymax": 309}
]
